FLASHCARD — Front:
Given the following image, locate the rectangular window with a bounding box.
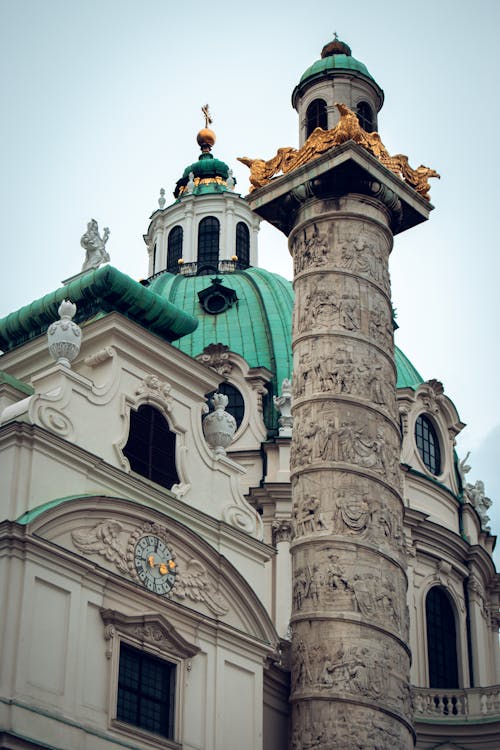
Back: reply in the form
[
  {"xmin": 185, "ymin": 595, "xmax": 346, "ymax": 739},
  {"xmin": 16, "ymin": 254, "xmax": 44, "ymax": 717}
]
[{"xmin": 117, "ymin": 643, "xmax": 176, "ymax": 739}]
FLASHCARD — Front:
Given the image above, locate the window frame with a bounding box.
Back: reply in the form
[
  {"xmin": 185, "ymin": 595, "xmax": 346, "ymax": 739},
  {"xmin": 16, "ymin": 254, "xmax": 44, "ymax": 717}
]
[
  {"xmin": 167, "ymin": 226, "xmax": 183, "ymax": 273},
  {"xmin": 123, "ymin": 404, "xmax": 180, "ymax": 491},
  {"xmin": 415, "ymin": 413, "xmax": 442, "ymax": 476},
  {"xmin": 197, "ymin": 216, "xmax": 220, "ymax": 274},
  {"xmin": 425, "ymin": 585, "xmax": 460, "ymax": 689},
  {"xmin": 305, "ymin": 98, "xmax": 328, "ymax": 137},
  {"xmin": 235, "ymin": 221, "xmax": 250, "ymax": 268},
  {"xmin": 117, "ymin": 642, "xmax": 176, "ymax": 740},
  {"xmin": 101, "ymin": 609, "xmax": 199, "ymax": 750},
  {"xmin": 356, "ymin": 100, "xmax": 374, "ymax": 133}
]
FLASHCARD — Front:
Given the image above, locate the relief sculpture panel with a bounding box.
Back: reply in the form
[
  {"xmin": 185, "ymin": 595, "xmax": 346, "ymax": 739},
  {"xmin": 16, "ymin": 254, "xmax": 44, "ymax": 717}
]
[
  {"xmin": 296, "ymin": 275, "xmax": 361, "ymax": 335},
  {"xmin": 293, "ymin": 339, "xmax": 395, "ymax": 415},
  {"xmin": 338, "ymin": 232, "xmax": 390, "ymax": 295},
  {"xmin": 290, "ymin": 405, "xmax": 401, "ymax": 487},
  {"xmin": 290, "ymin": 701, "xmax": 412, "ymax": 750},
  {"xmin": 292, "ymin": 224, "xmax": 330, "ymax": 274},
  {"xmin": 291, "ymin": 472, "xmax": 405, "ymax": 555},
  {"xmin": 291, "ymin": 543, "xmax": 407, "ymax": 638},
  {"xmin": 290, "ymin": 626, "xmax": 411, "ymax": 717}
]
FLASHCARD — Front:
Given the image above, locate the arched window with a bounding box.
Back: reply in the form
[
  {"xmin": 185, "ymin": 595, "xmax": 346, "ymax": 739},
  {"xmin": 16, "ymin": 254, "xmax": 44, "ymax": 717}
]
[
  {"xmin": 167, "ymin": 226, "xmax": 183, "ymax": 273},
  {"xmin": 426, "ymin": 586, "xmax": 459, "ymax": 688},
  {"xmin": 197, "ymin": 216, "xmax": 220, "ymax": 274},
  {"xmin": 415, "ymin": 414, "xmax": 441, "ymax": 475},
  {"xmin": 306, "ymin": 99, "xmax": 328, "ymax": 137},
  {"xmin": 123, "ymin": 404, "xmax": 179, "ymax": 490},
  {"xmin": 235, "ymin": 222, "xmax": 250, "ymax": 268},
  {"xmin": 205, "ymin": 382, "xmax": 245, "ymax": 430},
  {"xmin": 357, "ymin": 101, "xmax": 374, "ymax": 133}
]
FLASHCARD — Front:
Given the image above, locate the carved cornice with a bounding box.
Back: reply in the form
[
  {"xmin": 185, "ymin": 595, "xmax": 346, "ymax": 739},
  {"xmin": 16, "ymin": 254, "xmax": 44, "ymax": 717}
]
[{"xmin": 100, "ymin": 608, "xmax": 199, "ymax": 660}]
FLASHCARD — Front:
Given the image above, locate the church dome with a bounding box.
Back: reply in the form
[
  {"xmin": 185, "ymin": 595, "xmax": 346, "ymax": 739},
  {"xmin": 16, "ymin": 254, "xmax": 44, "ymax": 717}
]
[
  {"xmin": 144, "ymin": 267, "xmax": 423, "ymax": 432},
  {"xmin": 174, "ymin": 152, "xmax": 232, "ymax": 198},
  {"xmin": 173, "ymin": 115, "xmax": 235, "ymax": 198},
  {"xmin": 147, "ymin": 269, "xmax": 293, "ymax": 431},
  {"xmin": 292, "ymin": 35, "xmax": 380, "ymax": 107},
  {"xmin": 291, "ymin": 36, "xmax": 384, "ymax": 144}
]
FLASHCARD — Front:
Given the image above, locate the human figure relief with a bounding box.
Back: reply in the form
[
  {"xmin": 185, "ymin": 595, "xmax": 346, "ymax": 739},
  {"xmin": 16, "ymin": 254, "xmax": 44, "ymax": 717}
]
[{"xmin": 294, "ymin": 493, "xmax": 329, "ymax": 536}]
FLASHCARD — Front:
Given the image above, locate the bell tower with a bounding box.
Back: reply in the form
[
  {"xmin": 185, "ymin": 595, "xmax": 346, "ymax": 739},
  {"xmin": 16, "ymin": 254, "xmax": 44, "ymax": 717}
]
[
  {"xmin": 241, "ymin": 38, "xmax": 439, "ymax": 749},
  {"xmin": 292, "ymin": 35, "xmax": 384, "ymax": 145}
]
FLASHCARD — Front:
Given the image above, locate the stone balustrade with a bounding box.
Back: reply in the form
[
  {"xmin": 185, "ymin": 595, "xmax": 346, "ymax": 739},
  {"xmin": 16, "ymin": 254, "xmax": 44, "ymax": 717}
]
[{"xmin": 413, "ymin": 686, "xmax": 500, "ymax": 721}]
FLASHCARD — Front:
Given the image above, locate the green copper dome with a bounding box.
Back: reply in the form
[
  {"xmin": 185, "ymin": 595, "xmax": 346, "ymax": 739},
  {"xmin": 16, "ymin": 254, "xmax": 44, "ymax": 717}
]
[
  {"xmin": 299, "ymin": 53, "xmax": 373, "ymax": 84},
  {"xmin": 145, "ymin": 268, "xmax": 422, "ymax": 433},
  {"xmin": 181, "ymin": 153, "xmax": 229, "ymax": 181},
  {"xmin": 395, "ymin": 346, "xmax": 424, "ymax": 389},
  {"xmin": 292, "ymin": 36, "xmax": 383, "ymax": 108},
  {"xmin": 174, "ymin": 153, "xmax": 232, "ymax": 199}
]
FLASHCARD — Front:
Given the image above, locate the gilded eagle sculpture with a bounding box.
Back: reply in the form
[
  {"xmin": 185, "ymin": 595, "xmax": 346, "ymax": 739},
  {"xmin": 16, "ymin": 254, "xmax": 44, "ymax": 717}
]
[{"xmin": 238, "ymin": 103, "xmax": 439, "ymax": 200}]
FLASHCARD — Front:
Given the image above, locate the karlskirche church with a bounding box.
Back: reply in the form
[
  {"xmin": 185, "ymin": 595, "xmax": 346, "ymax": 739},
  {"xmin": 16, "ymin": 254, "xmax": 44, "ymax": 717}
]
[{"xmin": 0, "ymin": 36, "xmax": 499, "ymax": 750}]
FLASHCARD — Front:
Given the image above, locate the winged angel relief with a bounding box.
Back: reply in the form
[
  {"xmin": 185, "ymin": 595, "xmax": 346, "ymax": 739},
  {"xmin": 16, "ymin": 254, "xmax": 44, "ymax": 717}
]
[
  {"xmin": 71, "ymin": 519, "xmax": 229, "ymax": 616},
  {"xmin": 71, "ymin": 519, "xmax": 129, "ymax": 573},
  {"xmin": 238, "ymin": 102, "xmax": 439, "ymax": 200}
]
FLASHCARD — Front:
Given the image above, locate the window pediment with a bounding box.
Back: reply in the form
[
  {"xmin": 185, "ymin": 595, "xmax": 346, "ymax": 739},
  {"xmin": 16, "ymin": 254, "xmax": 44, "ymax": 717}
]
[{"xmin": 100, "ymin": 608, "xmax": 199, "ymax": 660}]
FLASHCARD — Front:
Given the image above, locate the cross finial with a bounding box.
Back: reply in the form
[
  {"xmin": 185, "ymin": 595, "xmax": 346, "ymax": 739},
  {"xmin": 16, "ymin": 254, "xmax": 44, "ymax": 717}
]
[
  {"xmin": 201, "ymin": 103, "xmax": 213, "ymax": 128},
  {"xmin": 333, "ymin": 31, "xmax": 339, "ymax": 41}
]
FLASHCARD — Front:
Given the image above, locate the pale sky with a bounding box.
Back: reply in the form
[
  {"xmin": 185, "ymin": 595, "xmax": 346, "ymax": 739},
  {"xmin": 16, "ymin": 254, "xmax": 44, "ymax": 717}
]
[{"xmin": 1, "ymin": 0, "xmax": 499, "ymax": 563}]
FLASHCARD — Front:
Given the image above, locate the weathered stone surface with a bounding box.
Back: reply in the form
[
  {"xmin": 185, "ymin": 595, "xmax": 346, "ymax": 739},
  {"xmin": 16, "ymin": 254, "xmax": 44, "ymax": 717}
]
[{"xmin": 288, "ymin": 194, "xmax": 414, "ymax": 747}]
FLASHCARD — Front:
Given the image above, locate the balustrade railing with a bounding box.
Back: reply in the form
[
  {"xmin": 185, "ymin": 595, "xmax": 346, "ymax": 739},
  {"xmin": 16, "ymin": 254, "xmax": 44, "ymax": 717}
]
[{"xmin": 413, "ymin": 686, "xmax": 500, "ymax": 721}]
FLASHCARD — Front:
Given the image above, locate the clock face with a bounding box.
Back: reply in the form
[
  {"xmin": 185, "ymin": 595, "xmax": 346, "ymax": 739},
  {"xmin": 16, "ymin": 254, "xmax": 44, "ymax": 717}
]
[{"xmin": 134, "ymin": 535, "xmax": 177, "ymax": 595}]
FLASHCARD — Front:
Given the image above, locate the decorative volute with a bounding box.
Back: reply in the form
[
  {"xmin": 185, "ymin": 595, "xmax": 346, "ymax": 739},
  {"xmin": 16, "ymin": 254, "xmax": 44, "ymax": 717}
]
[{"xmin": 47, "ymin": 300, "xmax": 82, "ymax": 368}]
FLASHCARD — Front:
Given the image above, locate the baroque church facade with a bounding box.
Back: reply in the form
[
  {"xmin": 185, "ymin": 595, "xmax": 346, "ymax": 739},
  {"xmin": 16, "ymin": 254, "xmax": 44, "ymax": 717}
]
[{"xmin": 0, "ymin": 37, "xmax": 499, "ymax": 750}]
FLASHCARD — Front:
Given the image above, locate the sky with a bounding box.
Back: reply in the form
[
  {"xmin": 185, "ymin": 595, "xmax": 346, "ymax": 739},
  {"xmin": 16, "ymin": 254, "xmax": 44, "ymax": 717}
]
[{"xmin": 1, "ymin": 0, "xmax": 499, "ymax": 563}]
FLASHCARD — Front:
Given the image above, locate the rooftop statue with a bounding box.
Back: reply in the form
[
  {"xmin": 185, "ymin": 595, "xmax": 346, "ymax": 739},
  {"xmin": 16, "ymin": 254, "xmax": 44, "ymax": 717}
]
[
  {"xmin": 81, "ymin": 219, "xmax": 110, "ymax": 271},
  {"xmin": 238, "ymin": 103, "xmax": 439, "ymax": 200}
]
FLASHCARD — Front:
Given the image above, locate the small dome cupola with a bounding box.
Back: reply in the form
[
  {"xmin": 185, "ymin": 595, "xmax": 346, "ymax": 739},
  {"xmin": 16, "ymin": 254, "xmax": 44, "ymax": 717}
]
[
  {"xmin": 143, "ymin": 105, "xmax": 259, "ymax": 279},
  {"xmin": 174, "ymin": 105, "xmax": 235, "ymax": 199},
  {"xmin": 292, "ymin": 34, "xmax": 385, "ymax": 146}
]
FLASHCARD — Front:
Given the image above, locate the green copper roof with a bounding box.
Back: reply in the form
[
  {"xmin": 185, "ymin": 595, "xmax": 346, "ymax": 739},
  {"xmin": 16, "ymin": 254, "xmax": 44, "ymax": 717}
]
[
  {"xmin": 174, "ymin": 153, "xmax": 233, "ymax": 198},
  {"xmin": 0, "ymin": 369, "xmax": 34, "ymax": 394},
  {"xmin": 291, "ymin": 40, "xmax": 383, "ymax": 109},
  {"xmin": 299, "ymin": 54, "xmax": 374, "ymax": 86},
  {"xmin": 148, "ymin": 268, "xmax": 293, "ymax": 431},
  {"xmin": 0, "ymin": 265, "xmax": 198, "ymax": 352},
  {"xmin": 182, "ymin": 153, "xmax": 229, "ymax": 180},
  {"xmin": 146, "ymin": 267, "xmax": 423, "ymax": 432},
  {"xmin": 395, "ymin": 346, "xmax": 424, "ymax": 389}
]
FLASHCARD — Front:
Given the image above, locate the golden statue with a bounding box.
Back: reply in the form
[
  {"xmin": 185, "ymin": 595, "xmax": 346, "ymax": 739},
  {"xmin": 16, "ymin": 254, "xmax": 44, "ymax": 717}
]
[{"xmin": 238, "ymin": 103, "xmax": 439, "ymax": 200}]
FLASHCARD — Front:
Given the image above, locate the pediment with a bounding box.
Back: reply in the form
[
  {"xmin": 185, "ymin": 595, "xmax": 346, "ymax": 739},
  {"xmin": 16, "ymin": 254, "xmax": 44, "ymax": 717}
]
[
  {"xmin": 23, "ymin": 495, "xmax": 277, "ymax": 647},
  {"xmin": 100, "ymin": 608, "xmax": 199, "ymax": 659}
]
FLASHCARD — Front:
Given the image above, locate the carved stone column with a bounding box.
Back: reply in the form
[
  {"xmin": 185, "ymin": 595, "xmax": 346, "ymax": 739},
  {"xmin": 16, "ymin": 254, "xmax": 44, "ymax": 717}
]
[
  {"xmin": 247, "ymin": 143, "xmax": 434, "ymax": 749},
  {"xmin": 288, "ymin": 194, "xmax": 413, "ymax": 748}
]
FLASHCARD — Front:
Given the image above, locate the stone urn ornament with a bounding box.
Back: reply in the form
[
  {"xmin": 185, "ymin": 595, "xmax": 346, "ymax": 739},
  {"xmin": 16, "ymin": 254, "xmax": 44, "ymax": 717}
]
[
  {"xmin": 202, "ymin": 392, "xmax": 236, "ymax": 455},
  {"xmin": 47, "ymin": 300, "xmax": 82, "ymax": 368}
]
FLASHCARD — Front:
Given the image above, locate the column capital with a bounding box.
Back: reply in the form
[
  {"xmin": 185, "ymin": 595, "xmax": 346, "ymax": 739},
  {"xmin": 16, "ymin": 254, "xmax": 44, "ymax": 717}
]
[{"xmin": 246, "ymin": 141, "xmax": 432, "ymax": 238}]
